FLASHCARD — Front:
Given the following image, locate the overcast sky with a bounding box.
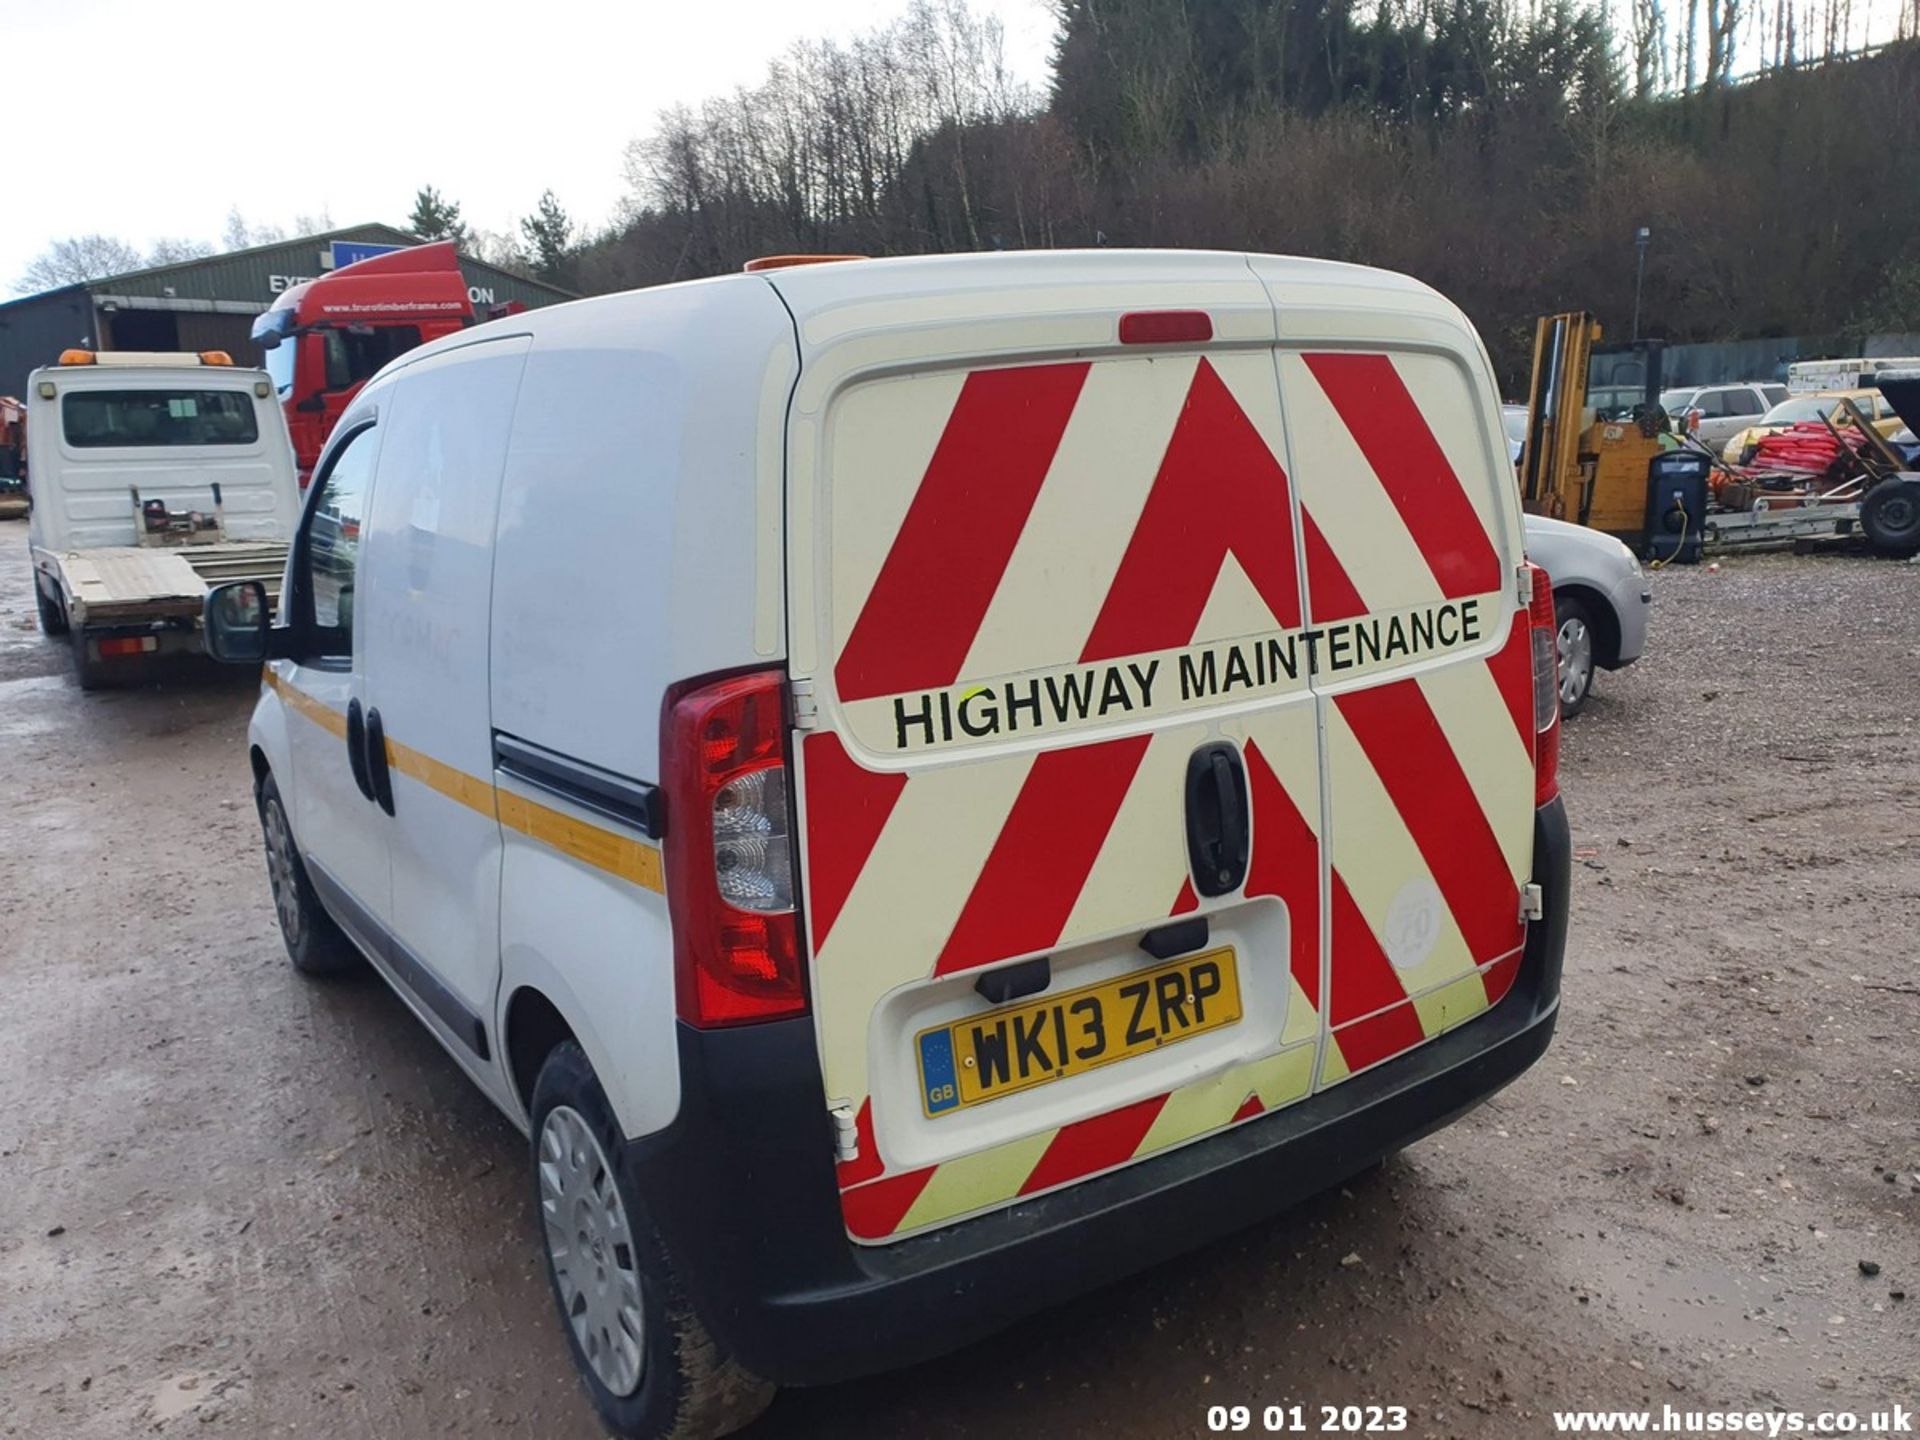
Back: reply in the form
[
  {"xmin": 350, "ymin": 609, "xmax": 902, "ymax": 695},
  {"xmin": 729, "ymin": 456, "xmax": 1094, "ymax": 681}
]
[{"xmin": 5, "ymin": 0, "xmax": 1056, "ymax": 291}]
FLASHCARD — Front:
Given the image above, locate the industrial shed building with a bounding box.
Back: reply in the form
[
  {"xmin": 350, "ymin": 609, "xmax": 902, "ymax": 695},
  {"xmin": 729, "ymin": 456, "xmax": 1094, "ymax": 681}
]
[{"xmin": 0, "ymin": 224, "xmax": 573, "ymax": 398}]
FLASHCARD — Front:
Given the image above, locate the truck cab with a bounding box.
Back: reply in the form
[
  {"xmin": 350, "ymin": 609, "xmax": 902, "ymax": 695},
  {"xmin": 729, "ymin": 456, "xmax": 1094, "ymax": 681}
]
[{"xmin": 251, "ymin": 241, "xmax": 475, "ymax": 487}]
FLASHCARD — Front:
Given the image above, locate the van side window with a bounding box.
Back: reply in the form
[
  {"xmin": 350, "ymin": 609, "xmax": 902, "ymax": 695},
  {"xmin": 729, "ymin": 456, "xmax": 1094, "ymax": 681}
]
[{"xmin": 301, "ymin": 428, "xmax": 377, "ymax": 659}]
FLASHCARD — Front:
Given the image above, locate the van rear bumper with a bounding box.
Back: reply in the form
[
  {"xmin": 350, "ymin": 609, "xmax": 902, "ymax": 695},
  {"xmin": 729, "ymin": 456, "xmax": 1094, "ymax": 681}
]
[{"xmin": 631, "ymin": 795, "xmax": 1571, "ymax": 1389}]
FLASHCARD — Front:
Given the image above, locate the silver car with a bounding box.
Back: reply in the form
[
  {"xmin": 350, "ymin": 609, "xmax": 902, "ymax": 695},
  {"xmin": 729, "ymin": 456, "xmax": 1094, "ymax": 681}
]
[
  {"xmin": 1523, "ymin": 514, "xmax": 1652, "ymax": 718},
  {"xmin": 1659, "ymin": 382, "xmax": 1786, "ymax": 449}
]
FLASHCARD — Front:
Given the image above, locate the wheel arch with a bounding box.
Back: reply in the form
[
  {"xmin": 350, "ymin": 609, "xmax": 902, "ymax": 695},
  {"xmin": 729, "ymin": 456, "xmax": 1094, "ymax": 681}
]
[
  {"xmin": 493, "ymin": 946, "xmax": 673, "ymax": 1142},
  {"xmin": 1553, "ymin": 582, "xmax": 1621, "ymax": 669},
  {"xmin": 505, "ymin": 985, "xmax": 579, "ymax": 1118}
]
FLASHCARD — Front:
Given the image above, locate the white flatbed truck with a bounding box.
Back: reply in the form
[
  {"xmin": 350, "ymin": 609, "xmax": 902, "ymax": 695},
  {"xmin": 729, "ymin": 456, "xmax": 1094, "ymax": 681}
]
[{"xmin": 25, "ymin": 350, "xmax": 300, "ymax": 689}]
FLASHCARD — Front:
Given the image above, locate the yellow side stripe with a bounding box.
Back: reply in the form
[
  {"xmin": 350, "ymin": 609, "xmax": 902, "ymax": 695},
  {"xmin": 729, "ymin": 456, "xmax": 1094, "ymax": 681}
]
[
  {"xmin": 497, "ymin": 788, "xmax": 665, "ymax": 892},
  {"xmin": 264, "ymin": 668, "xmax": 347, "ymax": 739},
  {"xmin": 263, "ymin": 668, "xmax": 664, "ymax": 894}
]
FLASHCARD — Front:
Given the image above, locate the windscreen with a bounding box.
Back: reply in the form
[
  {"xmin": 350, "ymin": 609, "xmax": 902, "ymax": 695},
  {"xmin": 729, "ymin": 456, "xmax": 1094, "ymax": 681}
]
[
  {"xmin": 1761, "ymin": 396, "xmax": 1842, "ymax": 424},
  {"xmin": 264, "ymin": 343, "xmax": 298, "ymax": 399},
  {"xmin": 62, "ymin": 389, "xmax": 260, "ymax": 448}
]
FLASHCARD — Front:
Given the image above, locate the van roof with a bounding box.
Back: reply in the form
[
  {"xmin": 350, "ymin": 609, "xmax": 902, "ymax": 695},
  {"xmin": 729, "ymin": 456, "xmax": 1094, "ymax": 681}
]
[{"xmin": 381, "ymin": 248, "xmax": 1463, "ymax": 383}]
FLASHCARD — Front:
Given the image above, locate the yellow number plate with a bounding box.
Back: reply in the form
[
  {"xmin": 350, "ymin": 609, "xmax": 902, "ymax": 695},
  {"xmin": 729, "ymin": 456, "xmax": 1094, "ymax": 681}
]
[{"xmin": 916, "ymin": 947, "xmax": 1242, "ymax": 1118}]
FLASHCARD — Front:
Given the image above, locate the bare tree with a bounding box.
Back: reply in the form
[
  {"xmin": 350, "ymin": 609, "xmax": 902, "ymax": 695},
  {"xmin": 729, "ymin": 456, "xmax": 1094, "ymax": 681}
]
[
  {"xmin": 1704, "ymin": 0, "xmax": 1742, "ymax": 82},
  {"xmin": 14, "ymin": 235, "xmax": 146, "ymax": 294},
  {"xmin": 146, "ymin": 237, "xmax": 216, "ymax": 265},
  {"xmin": 223, "ymin": 208, "xmax": 285, "ymax": 250},
  {"xmin": 1633, "ymin": 0, "xmax": 1668, "ymax": 95}
]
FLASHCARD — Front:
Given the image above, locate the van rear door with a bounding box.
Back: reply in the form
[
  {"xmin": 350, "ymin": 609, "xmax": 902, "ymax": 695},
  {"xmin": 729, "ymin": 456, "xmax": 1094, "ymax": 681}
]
[
  {"xmin": 1250, "ymin": 257, "xmax": 1536, "ymax": 1089},
  {"xmin": 772, "ymin": 253, "xmax": 1331, "ymax": 1243}
]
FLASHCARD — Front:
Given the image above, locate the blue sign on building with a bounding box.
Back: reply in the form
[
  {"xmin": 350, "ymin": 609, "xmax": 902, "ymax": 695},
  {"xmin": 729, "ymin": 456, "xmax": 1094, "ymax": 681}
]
[{"xmin": 329, "ymin": 240, "xmax": 408, "ymax": 270}]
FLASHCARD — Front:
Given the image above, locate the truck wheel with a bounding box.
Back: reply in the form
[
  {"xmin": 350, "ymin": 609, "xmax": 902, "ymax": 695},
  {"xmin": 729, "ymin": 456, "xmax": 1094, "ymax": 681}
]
[
  {"xmin": 257, "ymin": 775, "xmax": 359, "ymax": 976},
  {"xmin": 1553, "ymin": 592, "xmax": 1598, "ymax": 719},
  {"xmin": 1861, "ymin": 477, "xmax": 1920, "ymax": 557},
  {"xmin": 34, "ymin": 579, "xmax": 68, "ymax": 637},
  {"xmin": 530, "ymin": 1041, "xmax": 774, "ymax": 1440},
  {"xmin": 70, "ymin": 631, "xmax": 112, "ymax": 691}
]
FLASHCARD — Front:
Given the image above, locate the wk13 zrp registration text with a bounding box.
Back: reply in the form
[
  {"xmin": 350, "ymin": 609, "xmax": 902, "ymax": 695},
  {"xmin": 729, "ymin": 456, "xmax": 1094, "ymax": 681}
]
[{"xmin": 1207, "ymin": 1404, "xmax": 1411, "ymax": 1433}]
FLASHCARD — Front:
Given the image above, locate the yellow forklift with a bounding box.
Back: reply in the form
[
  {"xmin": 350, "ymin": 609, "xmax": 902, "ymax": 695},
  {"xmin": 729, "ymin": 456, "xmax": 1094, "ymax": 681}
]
[{"xmin": 1517, "ymin": 312, "xmax": 1669, "ymax": 545}]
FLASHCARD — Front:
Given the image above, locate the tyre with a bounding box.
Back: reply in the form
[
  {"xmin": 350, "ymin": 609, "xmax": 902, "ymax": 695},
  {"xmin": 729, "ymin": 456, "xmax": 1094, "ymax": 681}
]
[
  {"xmin": 1552, "ymin": 592, "xmax": 1597, "ymax": 719},
  {"xmin": 70, "ymin": 631, "xmax": 112, "ymax": 691},
  {"xmin": 34, "ymin": 579, "xmax": 68, "ymax": 637},
  {"xmin": 257, "ymin": 774, "xmax": 359, "ymax": 975},
  {"xmin": 530, "ymin": 1041, "xmax": 774, "ymax": 1440},
  {"xmin": 1861, "ymin": 477, "xmax": 1920, "ymax": 558}
]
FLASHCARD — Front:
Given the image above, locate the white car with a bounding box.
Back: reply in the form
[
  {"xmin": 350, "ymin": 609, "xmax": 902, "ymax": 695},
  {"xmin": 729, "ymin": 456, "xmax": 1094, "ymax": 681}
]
[
  {"xmin": 1523, "ymin": 514, "xmax": 1651, "ymax": 717},
  {"xmin": 202, "ymin": 249, "xmax": 1573, "ymax": 1440}
]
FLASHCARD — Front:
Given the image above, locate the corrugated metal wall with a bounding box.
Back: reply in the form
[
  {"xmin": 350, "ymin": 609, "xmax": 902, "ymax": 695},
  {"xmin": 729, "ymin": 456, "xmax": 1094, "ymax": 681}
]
[
  {"xmin": 1, "ymin": 227, "xmax": 576, "ymax": 394},
  {"xmin": 0, "ymin": 288, "xmax": 98, "ymax": 398},
  {"xmin": 1662, "ymin": 332, "xmax": 1920, "ymax": 386},
  {"xmin": 94, "ymin": 225, "xmax": 575, "ymax": 314}
]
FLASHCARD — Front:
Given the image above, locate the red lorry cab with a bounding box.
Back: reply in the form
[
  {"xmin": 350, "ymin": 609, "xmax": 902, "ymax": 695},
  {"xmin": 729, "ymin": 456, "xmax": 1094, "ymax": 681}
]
[{"xmin": 251, "ymin": 242, "xmax": 475, "ymax": 487}]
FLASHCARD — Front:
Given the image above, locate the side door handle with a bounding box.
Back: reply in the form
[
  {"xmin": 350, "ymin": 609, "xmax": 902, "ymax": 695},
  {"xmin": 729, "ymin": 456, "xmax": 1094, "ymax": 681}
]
[
  {"xmin": 364, "ymin": 707, "xmax": 396, "ymax": 817},
  {"xmin": 1185, "ymin": 741, "xmax": 1250, "ymax": 897},
  {"xmin": 345, "ymin": 698, "xmax": 375, "ymax": 803}
]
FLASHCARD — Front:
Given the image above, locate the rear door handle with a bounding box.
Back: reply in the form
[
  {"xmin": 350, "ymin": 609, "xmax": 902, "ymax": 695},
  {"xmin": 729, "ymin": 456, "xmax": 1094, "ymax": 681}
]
[
  {"xmin": 1185, "ymin": 741, "xmax": 1249, "ymax": 897},
  {"xmin": 345, "ymin": 698, "xmax": 375, "ymax": 803},
  {"xmin": 364, "ymin": 707, "xmax": 396, "ymax": 817}
]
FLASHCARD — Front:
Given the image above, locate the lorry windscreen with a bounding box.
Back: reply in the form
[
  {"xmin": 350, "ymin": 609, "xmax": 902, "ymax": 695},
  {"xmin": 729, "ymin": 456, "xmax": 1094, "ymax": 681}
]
[
  {"xmin": 63, "ymin": 390, "xmax": 260, "ymax": 448},
  {"xmin": 265, "ymin": 343, "xmax": 297, "ymax": 399}
]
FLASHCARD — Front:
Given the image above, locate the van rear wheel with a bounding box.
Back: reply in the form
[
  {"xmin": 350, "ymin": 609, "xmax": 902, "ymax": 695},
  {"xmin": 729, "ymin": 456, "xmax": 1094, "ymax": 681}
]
[
  {"xmin": 257, "ymin": 775, "xmax": 359, "ymax": 975},
  {"xmin": 530, "ymin": 1041, "xmax": 774, "ymax": 1440}
]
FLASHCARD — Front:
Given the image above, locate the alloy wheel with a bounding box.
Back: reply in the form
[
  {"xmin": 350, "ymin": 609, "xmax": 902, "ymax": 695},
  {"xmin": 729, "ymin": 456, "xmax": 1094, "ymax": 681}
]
[
  {"xmin": 1557, "ymin": 614, "xmax": 1594, "ymax": 710},
  {"xmin": 262, "ymin": 797, "xmax": 304, "ymax": 946}
]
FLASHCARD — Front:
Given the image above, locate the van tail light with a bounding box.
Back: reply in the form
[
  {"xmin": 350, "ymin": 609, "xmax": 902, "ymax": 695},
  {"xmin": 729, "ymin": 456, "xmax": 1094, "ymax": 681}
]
[
  {"xmin": 1525, "ymin": 562, "xmax": 1561, "ymax": 805},
  {"xmin": 662, "ymin": 668, "xmax": 807, "ymax": 1027}
]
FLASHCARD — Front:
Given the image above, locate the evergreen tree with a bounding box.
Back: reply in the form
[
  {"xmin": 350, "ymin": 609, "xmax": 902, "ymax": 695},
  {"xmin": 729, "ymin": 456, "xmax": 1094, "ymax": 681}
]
[
  {"xmin": 408, "ymin": 186, "xmax": 470, "ymax": 247},
  {"xmin": 519, "ymin": 190, "xmax": 575, "ymax": 283}
]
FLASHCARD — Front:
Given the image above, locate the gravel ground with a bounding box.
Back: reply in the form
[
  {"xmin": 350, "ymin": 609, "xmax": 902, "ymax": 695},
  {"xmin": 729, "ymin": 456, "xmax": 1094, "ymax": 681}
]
[{"xmin": 0, "ymin": 516, "xmax": 1915, "ymax": 1438}]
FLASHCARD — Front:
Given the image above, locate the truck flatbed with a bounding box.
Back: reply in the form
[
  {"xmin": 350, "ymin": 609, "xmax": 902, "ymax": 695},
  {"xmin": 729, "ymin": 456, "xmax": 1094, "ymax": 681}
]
[{"xmin": 57, "ymin": 540, "xmax": 288, "ymax": 625}]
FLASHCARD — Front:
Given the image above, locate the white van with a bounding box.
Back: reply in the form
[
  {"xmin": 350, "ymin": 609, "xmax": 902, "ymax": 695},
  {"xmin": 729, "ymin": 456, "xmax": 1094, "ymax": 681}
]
[
  {"xmin": 1785, "ymin": 355, "xmax": 1920, "ymax": 394},
  {"xmin": 204, "ymin": 250, "xmax": 1572, "ymax": 1440},
  {"xmin": 27, "ymin": 350, "xmax": 299, "ymax": 687}
]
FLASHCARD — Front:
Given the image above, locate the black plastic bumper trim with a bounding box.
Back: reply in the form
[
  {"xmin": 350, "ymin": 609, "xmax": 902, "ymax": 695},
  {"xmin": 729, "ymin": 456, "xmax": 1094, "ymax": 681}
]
[{"xmin": 631, "ymin": 796, "xmax": 1569, "ymax": 1387}]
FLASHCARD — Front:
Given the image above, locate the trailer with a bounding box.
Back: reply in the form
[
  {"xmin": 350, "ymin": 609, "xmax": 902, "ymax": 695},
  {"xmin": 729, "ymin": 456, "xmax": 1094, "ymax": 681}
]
[
  {"xmin": 1693, "ymin": 392, "xmax": 1919, "ymax": 557},
  {"xmin": 27, "ymin": 350, "xmax": 299, "ymax": 688}
]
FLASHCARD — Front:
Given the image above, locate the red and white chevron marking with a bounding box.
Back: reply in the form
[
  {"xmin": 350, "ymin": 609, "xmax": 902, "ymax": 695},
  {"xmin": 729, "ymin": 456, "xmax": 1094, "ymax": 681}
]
[{"xmin": 800, "ymin": 346, "xmax": 1534, "ymax": 1240}]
